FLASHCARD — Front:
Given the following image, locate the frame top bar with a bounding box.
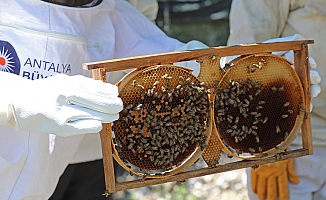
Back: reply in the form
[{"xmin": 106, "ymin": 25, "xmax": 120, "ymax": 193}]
[{"xmin": 83, "ymin": 40, "xmax": 314, "ymax": 72}]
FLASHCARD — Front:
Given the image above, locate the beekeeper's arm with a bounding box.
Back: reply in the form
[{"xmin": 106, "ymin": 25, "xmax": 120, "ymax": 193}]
[
  {"xmin": 110, "ymin": 0, "xmax": 208, "ymax": 79},
  {"xmin": 228, "ymin": 1, "xmax": 320, "ymax": 200},
  {"xmin": 0, "ymin": 72, "xmax": 123, "ymax": 137}
]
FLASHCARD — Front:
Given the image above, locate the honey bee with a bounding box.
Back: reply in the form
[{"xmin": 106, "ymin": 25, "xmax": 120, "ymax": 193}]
[
  {"xmin": 132, "ymin": 80, "xmax": 137, "ymax": 87},
  {"xmin": 271, "ymin": 86, "xmax": 278, "ymax": 91},
  {"xmin": 154, "ymin": 159, "xmax": 159, "ymax": 166},
  {"xmin": 281, "ymin": 114, "xmax": 288, "ymax": 118},
  {"xmin": 276, "ymin": 125, "xmax": 281, "ymax": 133},
  {"xmin": 121, "ymin": 117, "xmax": 129, "ymax": 122},
  {"xmin": 248, "ymin": 148, "xmax": 255, "ymax": 153},
  {"xmin": 284, "ymin": 102, "xmax": 290, "ymax": 107},
  {"xmin": 256, "ymin": 106, "xmax": 263, "ymax": 109},
  {"xmin": 161, "ymin": 74, "xmax": 168, "ymax": 79},
  {"xmin": 227, "ymin": 129, "xmax": 233, "ymax": 133},
  {"xmin": 258, "ymin": 101, "xmax": 265, "ymax": 105},
  {"xmin": 147, "ymin": 89, "xmax": 153, "ymax": 97},
  {"xmin": 126, "ymin": 104, "xmax": 133, "ymax": 110},
  {"xmin": 263, "ymin": 117, "xmax": 268, "ymax": 124},
  {"xmin": 231, "ymin": 125, "xmax": 238, "ymax": 129},
  {"xmin": 137, "ymin": 84, "xmax": 145, "ymax": 90},
  {"xmin": 288, "ymin": 109, "xmax": 293, "ymax": 114},
  {"xmin": 255, "ymin": 89, "xmax": 261, "ymax": 96},
  {"xmin": 256, "ymin": 136, "xmax": 260, "ymax": 143},
  {"xmin": 253, "ymin": 120, "xmax": 259, "ymax": 125},
  {"xmin": 153, "ymin": 81, "xmax": 159, "ymax": 87},
  {"xmin": 284, "ymin": 132, "xmax": 289, "ymax": 139},
  {"xmin": 278, "ymin": 86, "xmax": 284, "ymax": 91},
  {"xmin": 247, "ymin": 66, "xmax": 251, "ymax": 73},
  {"xmin": 143, "ymin": 143, "xmax": 150, "ymax": 149},
  {"xmin": 258, "ymin": 147, "xmax": 263, "ymax": 152},
  {"xmin": 252, "ymin": 130, "xmax": 257, "ymax": 136},
  {"xmin": 228, "ymin": 99, "xmax": 235, "ymax": 105},
  {"xmin": 135, "ymin": 104, "xmax": 143, "ymax": 110},
  {"xmin": 235, "ymin": 117, "xmax": 239, "ymax": 124},
  {"xmin": 248, "ymin": 128, "xmax": 252, "ymax": 135},
  {"xmin": 244, "ymin": 98, "xmax": 250, "ymax": 104}
]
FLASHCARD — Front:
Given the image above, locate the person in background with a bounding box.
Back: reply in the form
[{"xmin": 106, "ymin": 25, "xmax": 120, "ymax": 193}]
[
  {"xmin": 0, "ymin": 0, "xmax": 208, "ymax": 199},
  {"xmin": 227, "ymin": 0, "xmax": 324, "ymax": 200}
]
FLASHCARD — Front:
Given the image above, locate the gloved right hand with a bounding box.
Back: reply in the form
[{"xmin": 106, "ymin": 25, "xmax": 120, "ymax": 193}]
[
  {"xmin": 251, "ymin": 159, "xmax": 299, "ymax": 200},
  {"xmin": 0, "ymin": 72, "xmax": 123, "ymax": 137}
]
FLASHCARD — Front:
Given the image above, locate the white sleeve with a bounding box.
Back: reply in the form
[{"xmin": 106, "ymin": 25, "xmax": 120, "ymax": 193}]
[
  {"xmin": 227, "ymin": 0, "xmax": 291, "ymax": 45},
  {"xmin": 111, "ymin": 0, "xmax": 183, "ymax": 59},
  {"xmin": 109, "ymin": 0, "xmax": 209, "ymax": 77}
]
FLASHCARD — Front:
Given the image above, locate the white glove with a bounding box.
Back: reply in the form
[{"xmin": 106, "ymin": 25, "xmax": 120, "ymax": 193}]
[
  {"xmin": 0, "ymin": 72, "xmax": 123, "ymax": 137},
  {"xmin": 263, "ymin": 34, "xmax": 321, "ymax": 111},
  {"xmin": 221, "ymin": 34, "xmax": 321, "ymax": 112},
  {"xmin": 175, "ymin": 40, "xmax": 209, "ymax": 76}
]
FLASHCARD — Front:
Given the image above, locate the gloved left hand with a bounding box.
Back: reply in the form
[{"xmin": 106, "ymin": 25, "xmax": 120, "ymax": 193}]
[
  {"xmin": 0, "ymin": 73, "xmax": 123, "ymax": 137},
  {"xmin": 251, "ymin": 159, "xmax": 299, "ymax": 200}
]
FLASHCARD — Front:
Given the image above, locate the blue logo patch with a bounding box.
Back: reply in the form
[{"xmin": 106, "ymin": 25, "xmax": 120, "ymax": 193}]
[{"xmin": 0, "ymin": 40, "xmax": 20, "ymax": 75}]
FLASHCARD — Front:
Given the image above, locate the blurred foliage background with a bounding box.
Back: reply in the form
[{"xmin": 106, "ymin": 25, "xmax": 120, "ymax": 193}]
[{"xmin": 156, "ymin": 0, "xmax": 232, "ymax": 46}]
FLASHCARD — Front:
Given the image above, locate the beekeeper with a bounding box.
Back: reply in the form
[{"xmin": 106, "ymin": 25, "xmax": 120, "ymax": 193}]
[
  {"xmin": 0, "ymin": 0, "xmax": 209, "ymax": 199},
  {"xmin": 227, "ymin": 0, "xmax": 324, "ymax": 200}
]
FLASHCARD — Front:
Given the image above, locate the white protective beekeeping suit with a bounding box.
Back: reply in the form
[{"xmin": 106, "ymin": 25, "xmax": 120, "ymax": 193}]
[
  {"xmin": 228, "ymin": 0, "xmax": 326, "ymax": 199},
  {"xmin": 0, "ymin": 0, "xmax": 208, "ymax": 199},
  {"xmin": 127, "ymin": 0, "xmax": 158, "ymax": 23}
]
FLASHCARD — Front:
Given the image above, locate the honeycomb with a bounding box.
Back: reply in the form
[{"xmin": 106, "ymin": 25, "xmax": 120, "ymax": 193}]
[
  {"xmin": 112, "ymin": 65, "xmax": 210, "ymax": 172},
  {"xmin": 213, "ymin": 54, "xmax": 304, "ymax": 158},
  {"xmin": 197, "ymin": 57, "xmax": 224, "ymax": 167}
]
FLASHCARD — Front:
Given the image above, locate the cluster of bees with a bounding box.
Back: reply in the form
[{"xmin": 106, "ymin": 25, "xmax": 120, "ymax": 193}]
[
  {"xmin": 213, "ymin": 78, "xmax": 267, "ymax": 146},
  {"xmin": 113, "ymin": 74, "xmax": 210, "ymax": 171},
  {"xmin": 112, "ymin": 59, "xmax": 300, "ymax": 172},
  {"xmin": 212, "ymin": 75, "xmax": 295, "ymax": 154}
]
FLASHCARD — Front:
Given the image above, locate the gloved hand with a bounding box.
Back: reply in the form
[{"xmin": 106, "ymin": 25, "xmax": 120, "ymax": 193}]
[
  {"xmin": 0, "ymin": 72, "xmax": 123, "ymax": 137},
  {"xmin": 221, "ymin": 34, "xmax": 321, "ymax": 111},
  {"xmin": 263, "ymin": 34, "xmax": 321, "ymax": 111},
  {"xmin": 175, "ymin": 40, "xmax": 209, "ymax": 76},
  {"xmin": 251, "ymin": 159, "xmax": 299, "ymax": 200}
]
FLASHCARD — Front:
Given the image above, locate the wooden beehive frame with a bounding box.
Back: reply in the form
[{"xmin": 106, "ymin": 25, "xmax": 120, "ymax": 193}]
[{"xmin": 84, "ymin": 40, "xmax": 314, "ymax": 195}]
